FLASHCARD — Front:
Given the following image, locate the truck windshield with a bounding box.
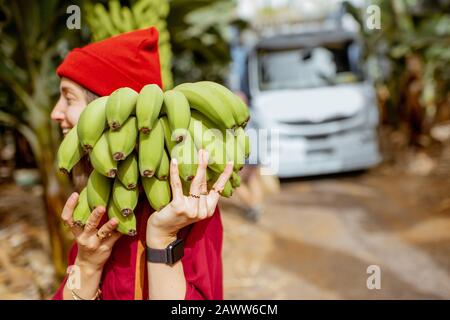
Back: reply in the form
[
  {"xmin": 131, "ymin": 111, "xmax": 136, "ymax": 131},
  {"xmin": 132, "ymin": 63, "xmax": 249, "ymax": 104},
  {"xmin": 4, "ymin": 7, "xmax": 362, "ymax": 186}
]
[{"xmin": 257, "ymin": 41, "xmax": 363, "ymax": 91}]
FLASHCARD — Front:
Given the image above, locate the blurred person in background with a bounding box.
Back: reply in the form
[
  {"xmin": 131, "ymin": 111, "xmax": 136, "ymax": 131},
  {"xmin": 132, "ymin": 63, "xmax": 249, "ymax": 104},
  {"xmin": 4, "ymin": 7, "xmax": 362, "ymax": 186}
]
[{"xmin": 50, "ymin": 27, "xmax": 233, "ymax": 300}]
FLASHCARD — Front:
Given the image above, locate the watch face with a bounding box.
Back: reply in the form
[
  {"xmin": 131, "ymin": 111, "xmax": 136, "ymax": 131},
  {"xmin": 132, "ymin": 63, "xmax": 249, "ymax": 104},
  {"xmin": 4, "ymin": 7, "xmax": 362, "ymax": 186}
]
[{"xmin": 169, "ymin": 239, "xmax": 184, "ymax": 264}]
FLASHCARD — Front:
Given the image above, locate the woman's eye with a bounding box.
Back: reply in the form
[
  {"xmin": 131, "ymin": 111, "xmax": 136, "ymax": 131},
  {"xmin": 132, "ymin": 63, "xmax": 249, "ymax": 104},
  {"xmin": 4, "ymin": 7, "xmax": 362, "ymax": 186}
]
[{"xmin": 66, "ymin": 96, "xmax": 75, "ymax": 104}]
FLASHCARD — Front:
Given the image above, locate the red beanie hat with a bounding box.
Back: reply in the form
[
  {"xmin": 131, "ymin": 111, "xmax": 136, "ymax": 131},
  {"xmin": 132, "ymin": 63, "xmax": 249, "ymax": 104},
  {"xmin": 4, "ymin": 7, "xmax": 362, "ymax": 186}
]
[{"xmin": 57, "ymin": 27, "xmax": 162, "ymax": 96}]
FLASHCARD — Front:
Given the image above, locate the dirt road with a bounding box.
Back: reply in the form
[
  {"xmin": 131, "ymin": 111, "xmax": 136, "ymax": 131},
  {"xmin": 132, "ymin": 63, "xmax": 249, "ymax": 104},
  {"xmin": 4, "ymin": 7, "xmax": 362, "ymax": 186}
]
[
  {"xmin": 0, "ymin": 164, "xmax": 449, "ymax": 299},
  {"xmin": 221, "ymin": 167, "xmax": 450, "ymax": 299}
]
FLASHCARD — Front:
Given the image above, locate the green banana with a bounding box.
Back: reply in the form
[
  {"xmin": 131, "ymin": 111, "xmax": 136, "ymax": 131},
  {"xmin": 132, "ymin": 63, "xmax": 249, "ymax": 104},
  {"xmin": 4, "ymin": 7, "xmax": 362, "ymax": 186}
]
[
  {"xmin": 191, "ymin": 110, "xmax": 230, "ymax": 139},
  {"xmin": 136, "ymin": 84, "xmax": 164, "ymax": 134},
  {"xmin": 142, "ymin": 176, "xmax": 171, "ymax": 211},
  {"xmin": 112, "ymin": 179, "xmax": 139, "ymax": 217},
  {"xmin": 181, "ymin": 179, "xmax": 191, "ymax": 197},
  {"xmin": 94, "ymin": 3, "xmax": 118, "ymax": 36},
  {"xmin": 109, "ymin": 0, "xmax": 123, "ymax": 32},
  {"xmin": 138, "ymin": 118, "xmax": 164, "ymax": 177},
  {"xmin": 171, "ymin": 134, "xmax": 198, "ymax": 182},
  {"xmin": 73, "ymin": 188, "xmax": 91, "ymax": 227},
  {"xmin": 160, "ymin": 115, "xmax": 177, "ymax": 152},
  {"xmin": 117, "ymin": 153, "xmax": 139, "ymax": 189},
  {"xmin": 230, "ymin": 171, "xmax": 241, "ymax": 188},
  {"xmin": 121, "ymin": 7, "xmax": 135, "ymax": 31},
  {"xmin": 173, "ymin": 82, "xmax": 236, "ymax": 130},
  {"xmin": 198, "ymin": 81, "xmax": 250, "ymax": 127},
  {"xmin": 107, "ymin": 201, "xmax": 137, "ymax": 236},
  {"xmin": 107, "ymin": 116, "xmax": 138, "ymax": 161},
  {"xmin": 208, "ymin": 171, "xmax": 233, "ymax": 198},
  {"xmin": 57, "ymin": 125, "xmax": 85, "ymax": 174},
  {"xmin": 163, "ymin": 90, "xmax": 191, "ymax": 142},
  {"xmin": 106, "ymin": 87, "xmax": 138, "ymax": 130},
  {"xmin": 87, "ymin": 170, "xmax": 112, "ymax": 210},
  {"xmin": 155, "ymin": 149, "xmax": 169, "ymax": 181},
  {"xmin": 90, "ymin": 133, "xmax": 117, "ymax": 178},
  {"xmin": 188, "ymin": 117, "xmax": 227, "ymax": 173},
  {"xmin": 77, "ymin": 96, "xmax": 109, "ymax": 150},
  {"xmin": 234, "ymin": 127, "xmax": 250, "ymax": 159},
  {"xmin": 221, "ymin": 180, "xmax": 233, "ymax": 198},
  {"xmin": 225, "ymin": 130, "xmax": 245, "ymax": 172}
]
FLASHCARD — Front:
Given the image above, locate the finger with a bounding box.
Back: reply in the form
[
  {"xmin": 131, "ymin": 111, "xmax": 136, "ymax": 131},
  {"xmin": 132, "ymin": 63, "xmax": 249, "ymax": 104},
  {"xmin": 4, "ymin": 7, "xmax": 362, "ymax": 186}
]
[
  {"xmin": 189, "ymin": 149, "xmax": 208, "ymax": 197},
  {"xmin": 169, "ymin": 158, "xmax": 184, "ymax": 202},
  {"xmin": 198, "ymin": 154, "xmax": 209, "ymax": 219},
  {"xmin": 61, "ymin": 192, "xmax": 79, "ymax": 227},
  {"xmin": 61, "ymin": 193, "xmax": 83, "ymax": 237},
  {"xmin": 97, "ymin": 217, "xmax": 119, "ymax": 239},
  {"xmin": 102, "ymin": 229, "xmax": 122, "ymax": 247},
  {"xmin": 208, "ymin": 161, "xmax": 233, "ymax": 208},
  {"xmin": 84, "ymin": 206, "xmax": 106, "ymax": 233},
  {"xmin": 198, "ymin": 194, "xmax": 208, "ymax": 220}
]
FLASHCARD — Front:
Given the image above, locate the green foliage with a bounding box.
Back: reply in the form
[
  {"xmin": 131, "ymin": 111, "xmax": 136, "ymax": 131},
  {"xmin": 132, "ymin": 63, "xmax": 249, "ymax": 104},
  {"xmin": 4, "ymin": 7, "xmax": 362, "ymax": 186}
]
[
  {"xmin": 0, "ymin": 0, "xmax": 86, "ymax": 278},
  {"xmin": 168, "ymin": 0, "xmax": 246, "ymax": 84},
  {"xmin": 345, "ymin": 0, "xmax": 450, "ymax": 144}
]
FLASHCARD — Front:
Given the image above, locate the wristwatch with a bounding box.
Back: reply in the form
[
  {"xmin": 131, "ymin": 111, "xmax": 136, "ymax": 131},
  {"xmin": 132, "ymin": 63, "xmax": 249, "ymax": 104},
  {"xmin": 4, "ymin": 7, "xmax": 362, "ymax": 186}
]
[{"xmin": 146, "ymin": 238, "xmax": 184, "ymax": 265}]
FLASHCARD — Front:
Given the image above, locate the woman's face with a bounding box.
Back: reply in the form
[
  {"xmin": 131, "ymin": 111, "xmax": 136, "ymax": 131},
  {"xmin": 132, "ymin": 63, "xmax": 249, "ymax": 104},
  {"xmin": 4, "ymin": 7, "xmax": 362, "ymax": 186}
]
[{"xmin": 51, "ymin": 77, "xmax": 88, "ymax": 135}]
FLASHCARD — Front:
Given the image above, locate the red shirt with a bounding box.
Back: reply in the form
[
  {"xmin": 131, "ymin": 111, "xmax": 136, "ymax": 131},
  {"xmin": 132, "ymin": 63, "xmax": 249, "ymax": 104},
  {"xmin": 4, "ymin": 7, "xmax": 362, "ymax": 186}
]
[{"xmin": 52, "ymin": 199, "xmax": 223, "ymax": 300}]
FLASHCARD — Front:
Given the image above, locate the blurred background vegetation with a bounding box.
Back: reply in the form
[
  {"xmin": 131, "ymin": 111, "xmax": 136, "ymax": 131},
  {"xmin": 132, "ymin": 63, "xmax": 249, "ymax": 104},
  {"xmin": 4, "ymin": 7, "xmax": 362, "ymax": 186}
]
[
  {"xmin": 345, "ymin": 0, "xmax": 450, "ymax": 148},
  {"xmin": 0, "ymin": 0, "xmax": 449, "ymax": 288}
]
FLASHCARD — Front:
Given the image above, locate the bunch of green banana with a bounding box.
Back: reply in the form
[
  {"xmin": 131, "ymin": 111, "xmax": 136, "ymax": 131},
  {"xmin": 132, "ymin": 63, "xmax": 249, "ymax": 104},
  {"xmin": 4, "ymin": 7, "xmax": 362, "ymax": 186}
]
[
  {"xmin": 171, "ymin": 134, "xmax": 198, "ymax": 182},
  {"xmin": 107, "ymin": 200, "xmax": 137, "ymax": 236},
  {"xmin": 163, "ymin": 90, "xmax": 191, "ymax": 143},
  {"xmin": 188, "ymin": 116, "xmax": 227, "ymax": 174},
  {"xmin": 57, "ymin": 125, "xmax": 85, "ymax": 174},
  {"xmin": 90, "ymin": 133, "xmax": 117, "ymax": 178},
  {"xmin": 174, "ymin": 83, "xmax": 237, "ymax": 130},
  {"xmin": 106, "ymin": 87, "xmax": 138, "ymax": 130},
  {"xmin": 87, "ymin": 170, "xmax": 112, "ymax": 210},
  {"xmin": 138, "ymin": 118, "xmax": 164, "ymax": 177},
  {"xmin": 136, "ymin": 84, "xmax": 164, "ymax": 134},
  {"xmin": 57, "ymin": 80, "xmax": 251, "ymax": 237},
  {"xmin": 208, "ymin": 171, "xmax": 233, "ymax": 198},
  {"xmin": 73, "ymin": 188, "xmax": 90, "ymax": 226},
  {"xmin": 107, "ymin": 116, "xmax": 138, "ymax": 161},
  {"xmin": 230, "ymin": 171, "xmax": 241, "ymax": 188},
  {"xmin": 117, "ymin": 152, "xmax": 139, "ymax": 190},
  {"xmin": 198, "ymin": 81, "xmax": 250, "ymax": 127},
  {"xmin": 142, "ymin": 176, "xmax": 171, "ymax": 211},
  {"xmin": 77, "ymin": 96, "xmax": 109, "ymax": 150},
  {"xmin": 112, "ymin": 179, "xmax": 139, "ymax": 216}
]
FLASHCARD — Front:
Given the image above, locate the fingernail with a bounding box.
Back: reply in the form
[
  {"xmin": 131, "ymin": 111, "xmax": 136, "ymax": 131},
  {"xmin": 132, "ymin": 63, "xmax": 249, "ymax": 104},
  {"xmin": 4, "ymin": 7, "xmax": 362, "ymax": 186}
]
[
  {"xmin": 172, "ymin": 158, "xmax": 178, "ymax": 165},
  {"xmin": 69, "ymin": 192, "xmax": 78, "ymax": 202},
  {"xmin": 111, "ymin": 218, "xmax": 118, "ymax": 225}
]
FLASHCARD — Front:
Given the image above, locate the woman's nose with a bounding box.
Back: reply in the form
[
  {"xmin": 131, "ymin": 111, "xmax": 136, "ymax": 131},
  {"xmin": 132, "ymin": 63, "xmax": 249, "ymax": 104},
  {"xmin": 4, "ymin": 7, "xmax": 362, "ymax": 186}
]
[
  {"xmin": 51, "ymin": 100, "xmax": 65, "ymax": 122},
  {"xmin": 51, "ymin": 108, "xmax": 65, "ymax": 122}
]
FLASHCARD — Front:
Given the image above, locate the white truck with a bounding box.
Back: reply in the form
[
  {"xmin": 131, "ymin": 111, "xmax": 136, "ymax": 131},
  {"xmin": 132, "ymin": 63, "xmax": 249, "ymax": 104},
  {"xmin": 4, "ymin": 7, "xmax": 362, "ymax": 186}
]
[{"xmin": 240, "ymin": 28, "xmax": 381, "ymax": 178}]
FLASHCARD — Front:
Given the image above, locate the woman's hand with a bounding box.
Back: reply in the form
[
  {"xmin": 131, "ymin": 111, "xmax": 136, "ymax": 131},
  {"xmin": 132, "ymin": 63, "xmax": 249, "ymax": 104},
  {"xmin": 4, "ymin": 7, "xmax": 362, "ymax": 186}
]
[
  {"xmin": 146, "ymin": 149, "xmax": 233, "ymax": 249},
  {"xmin": 61, "ymin": 193, "xmax": 122, "ymax": 271}
]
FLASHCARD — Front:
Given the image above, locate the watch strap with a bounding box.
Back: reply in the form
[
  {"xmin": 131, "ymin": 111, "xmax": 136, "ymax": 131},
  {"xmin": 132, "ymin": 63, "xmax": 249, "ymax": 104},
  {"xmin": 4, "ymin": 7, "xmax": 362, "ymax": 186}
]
[
  {"xmin": 147, "ymin": 238, "xmax": 184, "ymax": 265},
  {"xmin": 147, "ymin": 247, "xmax": 168, "ymax": 264}
]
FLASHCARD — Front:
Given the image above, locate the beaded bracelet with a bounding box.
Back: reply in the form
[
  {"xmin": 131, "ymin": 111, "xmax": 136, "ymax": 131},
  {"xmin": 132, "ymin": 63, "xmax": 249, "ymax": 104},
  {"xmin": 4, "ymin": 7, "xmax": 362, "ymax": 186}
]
[{"xmin": 71, "ymin": 288, "xmax": 102, "ymax": 300}]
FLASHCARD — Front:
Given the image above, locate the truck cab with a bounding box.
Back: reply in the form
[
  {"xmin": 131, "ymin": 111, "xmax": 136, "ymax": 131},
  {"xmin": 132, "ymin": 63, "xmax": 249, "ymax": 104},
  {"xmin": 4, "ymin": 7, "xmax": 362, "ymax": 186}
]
[{"xmin": 244, "ymin": 29, "xmax": 381, "ymax": 177}]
